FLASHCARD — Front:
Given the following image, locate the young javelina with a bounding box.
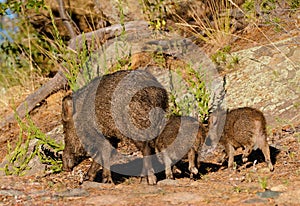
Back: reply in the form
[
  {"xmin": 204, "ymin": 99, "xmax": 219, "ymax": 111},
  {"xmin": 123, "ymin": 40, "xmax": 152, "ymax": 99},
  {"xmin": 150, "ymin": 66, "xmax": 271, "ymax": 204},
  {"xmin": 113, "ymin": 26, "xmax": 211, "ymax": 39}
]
[
  {"xmin": 62, "ymin": 70, "xmax": 168, "ymax": 185},
  {"xmin": 214, "ymin": 107, "xmax": 274, "ymax": 171},
  {"xmin": 154, "ymin": 116, "xmax": 206, "ymax": 179}
]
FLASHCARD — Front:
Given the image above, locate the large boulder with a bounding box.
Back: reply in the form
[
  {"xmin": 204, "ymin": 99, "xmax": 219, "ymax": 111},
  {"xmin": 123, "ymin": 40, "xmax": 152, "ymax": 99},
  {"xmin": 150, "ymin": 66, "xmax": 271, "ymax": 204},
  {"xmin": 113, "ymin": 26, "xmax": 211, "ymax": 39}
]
[{"xmin": 226, "ymin": 36, "xmax": 300, "ymax": 128}]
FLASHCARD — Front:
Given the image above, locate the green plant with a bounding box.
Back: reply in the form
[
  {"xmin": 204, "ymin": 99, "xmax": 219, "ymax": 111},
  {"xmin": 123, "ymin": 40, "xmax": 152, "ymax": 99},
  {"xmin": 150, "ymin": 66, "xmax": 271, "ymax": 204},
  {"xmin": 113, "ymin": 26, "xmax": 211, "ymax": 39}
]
[
  {"xmin": 243, "ymin": 0, "xmax": 277, "ymax": 15},
  {"xmin": 211, "ymin": 45, "xmax": 239, "ymax": 69},
  {"xmin": 258, "ymin": 176, "xmax": 268, "ymax": 190},
  {"xmin": 288, "ymin": 151, "xmax": 296, "ymax": 161},
  {"xmin": 233, "ymin": 186, "xmax": 242, "ymax": 193},
  {"xmin": 139, "ymin": 0, "xmax": 169, "ymax": 30},
  {"xmin": 288, "ymin": 0, "xmax": 300, "ymax": 10},
  {"xmin": 169, "ymin": 64, "xmax": 210, "ymax": 122},
  {"xmin": 0, "ymin": 112, "xmax": 64, "ymax": 176}
]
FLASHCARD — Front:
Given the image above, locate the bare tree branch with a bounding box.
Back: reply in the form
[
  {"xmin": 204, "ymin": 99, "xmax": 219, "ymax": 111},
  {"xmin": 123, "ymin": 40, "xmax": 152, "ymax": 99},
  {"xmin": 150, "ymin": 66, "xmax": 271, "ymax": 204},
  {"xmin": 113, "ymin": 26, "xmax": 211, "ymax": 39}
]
[
  {"xmin": 56, "ymin": 0, "xmax": 77, "ymax": 39},
  {"xmin": 0, "ymin": 21, "xmax": 150, "ymax": 132},
  {"xmin": 0, "ymin": 68, "xmax": 68, "ymax": 130},
  {"xmin": 68, "ymin": 20, "xmax": 149, "ymax": 51}
]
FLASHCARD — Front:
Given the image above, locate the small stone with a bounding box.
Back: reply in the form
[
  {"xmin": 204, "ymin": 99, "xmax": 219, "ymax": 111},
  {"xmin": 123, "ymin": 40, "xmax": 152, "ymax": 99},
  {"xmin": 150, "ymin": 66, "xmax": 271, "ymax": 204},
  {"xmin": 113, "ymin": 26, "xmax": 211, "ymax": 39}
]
[
  {"xmin": 81, "ymin": 181, "xmax": 111, "ymax": 189},
  {"xmin": 271, "ymin": 184, "xmax": 288, "ymax": 192},
  {"xmin": 0, "ymin": 189, "xmax": 25, "ymax": 197},
  {"xmin": 256, "ymin": 190, "xmax": 281, "ymax": 198},
  {"xmin": 243, "ymin": 198, "xmax": 267, "ymax": 204},
  {"xmin": 157, "ymin": 179, "xmax": 179, "ymax": 186},
  {"xmin": 55, "ymin": 188, "xmax": 89, "ymax": 197}
]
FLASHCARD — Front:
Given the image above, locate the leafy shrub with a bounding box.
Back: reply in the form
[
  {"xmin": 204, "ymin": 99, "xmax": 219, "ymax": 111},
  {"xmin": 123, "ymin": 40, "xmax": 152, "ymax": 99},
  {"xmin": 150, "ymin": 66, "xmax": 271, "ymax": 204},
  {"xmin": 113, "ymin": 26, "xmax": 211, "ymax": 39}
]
[{"xmin": 0, "ymin": 113, "xmax": 64, "ymax": 176}]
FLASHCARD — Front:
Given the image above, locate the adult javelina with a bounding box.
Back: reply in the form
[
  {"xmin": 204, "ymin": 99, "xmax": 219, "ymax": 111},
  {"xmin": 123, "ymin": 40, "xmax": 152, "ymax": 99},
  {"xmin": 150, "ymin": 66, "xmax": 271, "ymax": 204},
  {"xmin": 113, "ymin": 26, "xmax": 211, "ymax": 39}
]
[
  {"xmin": 208, "ymin": 107, "xmax": 274, "ymax": 171},
  {"xmin": 62, "ymin": 70, "xmax": 168, "ymax": 185},
  {"xmin": 155, "ymin": 116, "xmax": 206, "ymax": 179}
]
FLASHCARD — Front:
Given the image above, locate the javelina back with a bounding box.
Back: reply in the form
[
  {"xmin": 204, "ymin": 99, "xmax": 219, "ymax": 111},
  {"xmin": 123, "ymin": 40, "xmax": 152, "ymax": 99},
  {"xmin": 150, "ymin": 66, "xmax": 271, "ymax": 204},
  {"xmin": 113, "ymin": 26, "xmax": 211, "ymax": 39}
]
[
  {"xmin": 154, "ymin": 116, "xmax": 206, "ymax": 179},
  {"xmin": 218, "ymin": 107, "xmax": 274, "ymax": 171},
  {"xmin": 62, "ymin": 70, "xmax": 168, "ymax": 185}
]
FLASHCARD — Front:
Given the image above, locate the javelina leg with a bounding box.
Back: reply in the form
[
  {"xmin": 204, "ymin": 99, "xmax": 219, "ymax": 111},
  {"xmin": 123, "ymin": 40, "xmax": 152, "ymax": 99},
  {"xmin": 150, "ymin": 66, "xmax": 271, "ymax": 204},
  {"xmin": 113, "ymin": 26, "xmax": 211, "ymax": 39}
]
[
  {"xmin": 85, "ymin": 161, "xmax": 113, "ymax": 183},
  {"xmin": 163, "ymin": 155, "xmax": 173, "ymax": 179},
  {"xmin": 242, "ymin": 146, "xmax": 252, "ymax": 163},
  {"xmin": 141, "ymin": 143, "xmax": 157, "ymax": 185},
  {"xmin": 187, "ymin": 149, "xmax": 198, "ymax": 178},
  {"xmin": 102, "ymin": 167, "xmax": 113, "ymax": 183},
  {"xmin": 261, "ymin": 143, "xmax": 274, "ymax": 171},
  {"xmin": 226, "ymin": 143, "xmax": 235, "ymax": 170},
  {"xmin": 84, "ymin": 161, "xmax": 101, "ymax": 181}
]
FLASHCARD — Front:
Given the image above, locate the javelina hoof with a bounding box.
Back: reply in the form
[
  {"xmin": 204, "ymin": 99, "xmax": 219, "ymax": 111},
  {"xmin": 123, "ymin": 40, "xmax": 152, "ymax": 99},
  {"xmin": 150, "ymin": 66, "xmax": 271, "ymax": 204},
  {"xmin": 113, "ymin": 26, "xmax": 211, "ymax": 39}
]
[
  {"xmin": 83, "ymin": 173, "xmax": 94, "ymax": 181},
  {"xmin": 242, "ymin": 157, "xmax": 248, "ymax": 163},
  {"xmin": 268, "ymin": 162, "xmax": 274, "ymax": 172},
  {"xmin": 139, "ymin": 174, "xmax": 157, "ymax": 185},
  {"xmin": 165, "ymin": 168, "xmax": 174, "ymax": 180},
  {"xmin": 147, "ymin": 174, "xmax": 157, "ymax": 185},
  {"xmin": 189, "ymin": 166, "xmax": 198, "ymax": 178},
  {"xmin": 102, "ymin": 176, "xmax": 114, "ymax": 184}
]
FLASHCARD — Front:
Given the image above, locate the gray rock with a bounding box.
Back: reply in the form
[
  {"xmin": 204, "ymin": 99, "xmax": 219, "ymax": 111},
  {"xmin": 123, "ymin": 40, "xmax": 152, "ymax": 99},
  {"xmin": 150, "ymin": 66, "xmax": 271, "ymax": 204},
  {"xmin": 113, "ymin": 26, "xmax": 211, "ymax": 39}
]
[
  {"xmin": 243, "ymin": 198, "xmax": 268, "ymax": 204},
  {"xmin": 157, "ymin": 179, "xmax": 179, "ymax": 186},
  {"xmin": 226, "ymin": 37, "xmax": 300, "ymax": 128},
  {"xmin": 55, "ymin": 188, "xmax": 89, "ymax": 197},
  {"xmin": 0, "ymin": 189, "xmax": 25, "ymax": 197},
  {"xmin": 256, "ymin": 190, "xmax": 282, "ymax": 198}
]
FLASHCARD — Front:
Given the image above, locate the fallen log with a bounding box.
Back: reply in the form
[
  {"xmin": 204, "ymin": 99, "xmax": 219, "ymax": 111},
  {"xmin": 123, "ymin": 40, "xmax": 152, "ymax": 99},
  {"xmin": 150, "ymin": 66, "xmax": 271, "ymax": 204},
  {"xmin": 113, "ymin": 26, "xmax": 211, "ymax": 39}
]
[{"xmin": 0, "ymin": 21, "xmax": 150, "ymax": 131}]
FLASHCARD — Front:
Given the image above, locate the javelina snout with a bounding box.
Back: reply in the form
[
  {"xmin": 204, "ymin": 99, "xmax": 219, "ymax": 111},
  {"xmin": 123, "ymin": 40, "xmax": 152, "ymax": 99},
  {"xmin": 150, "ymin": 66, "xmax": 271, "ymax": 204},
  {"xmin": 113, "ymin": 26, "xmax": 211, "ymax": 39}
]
[
  {"xmin": 62, "ymin": 70, "xmax": 168, "ymax": 185},
  {"xmin": 155, "ymin": 116, "xmax": 206, "ymax": 179},
  {"xmin": 211, "ymin": 107, "xmax": 274, "ymax": 171},
  {"xmin": 61, "ymin": 94, "xmax": 88, "ymax": 172}
]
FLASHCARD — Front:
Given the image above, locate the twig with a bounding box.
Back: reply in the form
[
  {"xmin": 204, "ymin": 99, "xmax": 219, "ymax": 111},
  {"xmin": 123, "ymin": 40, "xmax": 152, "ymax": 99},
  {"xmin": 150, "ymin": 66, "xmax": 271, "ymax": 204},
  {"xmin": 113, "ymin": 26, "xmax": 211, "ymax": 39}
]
[{"xmin": 56, "ymin": 0, "xmax": 77, "ymax": 39}]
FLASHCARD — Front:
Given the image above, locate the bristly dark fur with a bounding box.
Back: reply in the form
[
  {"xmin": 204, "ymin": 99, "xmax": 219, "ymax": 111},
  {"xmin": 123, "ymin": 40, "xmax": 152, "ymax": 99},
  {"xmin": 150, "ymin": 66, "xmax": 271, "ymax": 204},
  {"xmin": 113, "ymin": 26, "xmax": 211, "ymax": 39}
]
[
  {"xmin": 219, "ymin": 107, "xmax": 274, "ymax": 171},
  {"xmin": 62, "ymin": 70, "xmax": 168, "ymax": 185},
  {"xmin": 154, "ymin": 116, "xmax": 206, "ymax": 179}
]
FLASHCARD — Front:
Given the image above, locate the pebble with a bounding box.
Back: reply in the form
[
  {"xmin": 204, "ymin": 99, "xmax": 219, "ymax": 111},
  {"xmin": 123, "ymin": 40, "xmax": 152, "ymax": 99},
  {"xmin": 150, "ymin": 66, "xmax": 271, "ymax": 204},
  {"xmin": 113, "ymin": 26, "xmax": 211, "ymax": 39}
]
[
  {"xmin": 270, "ymin": 184, "xmax": 288, "ymax": 192},
  {"xmin": 55, "ymin": 188, "xmax": 89, "ymax": 197},
  {"xmin": 243, "ymin": 198, "xmax": 268, "ymax": 204},
  {"xmin": 0, "ymin": 189, "xmax": 25, "ymax": 197},
  {"xmin": 256, "ymin": 190, "xmax": 281, "ymax": 198},
  {"xmin": 157, "ymin": 179, "xmax": 179, "ymax": 186}
]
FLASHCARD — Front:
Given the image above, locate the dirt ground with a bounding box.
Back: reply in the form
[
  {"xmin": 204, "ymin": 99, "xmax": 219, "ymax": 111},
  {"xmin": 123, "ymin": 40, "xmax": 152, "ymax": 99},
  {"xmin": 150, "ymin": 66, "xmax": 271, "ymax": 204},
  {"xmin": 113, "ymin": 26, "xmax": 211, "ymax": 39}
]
[
  {"xmin": 0, "ymin": 121, "xmax": 299, "ymax": 205},
  {"xmin": 1, "ymin": 13, "xmax": 300, "ymax": 205}
]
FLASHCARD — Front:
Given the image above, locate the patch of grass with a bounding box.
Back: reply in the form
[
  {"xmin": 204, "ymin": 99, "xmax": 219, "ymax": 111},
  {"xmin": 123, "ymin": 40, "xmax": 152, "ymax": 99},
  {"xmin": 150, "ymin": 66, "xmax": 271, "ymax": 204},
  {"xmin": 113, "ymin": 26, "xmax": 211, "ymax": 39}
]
[
  {"xmin": 258, "ymin": 176, "xmax": 268, "ymax": 190},
  {"xmin": 288, "ymin": 151, "xmax": 296, "ymax": 161},
  {"xmin": 233, "ymin": 186, "xmax": 242, "ymax": 193},
  {"xmin": 169, "ymin": 63, "xmax": 210, "ymax": 122},
  {"xmin": 139, "ymin": 0, "xmax": 169, "ymax": 30},
  {"xmin": 211, "ymin": 45, "xmax": 239, "ymax": 70},
  {"xmin": 288, "ymin": 0, "xmax": 300, "ymax": 10},
  {"xmin": 147, "ymin": 51, "xmax": 210, "ymax": 122},
  {"xmin": 296, "ymin": 169, "xmax": 300, "ymax": 176},
  {"xmin": 177, "ymin": 0, "xmax": 235, "ymax": 48},
  {"xmin": 0, "ymin": 113, "xmax": 64, "ymax": 176}
]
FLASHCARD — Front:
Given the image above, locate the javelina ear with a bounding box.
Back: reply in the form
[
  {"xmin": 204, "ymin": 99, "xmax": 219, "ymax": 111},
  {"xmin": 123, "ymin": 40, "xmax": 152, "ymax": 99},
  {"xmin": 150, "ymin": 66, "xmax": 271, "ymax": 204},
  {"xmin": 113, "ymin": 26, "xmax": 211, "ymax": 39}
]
[{"xmin": 62, "ymin": 95, "xmax": 73, "ymax": 122}]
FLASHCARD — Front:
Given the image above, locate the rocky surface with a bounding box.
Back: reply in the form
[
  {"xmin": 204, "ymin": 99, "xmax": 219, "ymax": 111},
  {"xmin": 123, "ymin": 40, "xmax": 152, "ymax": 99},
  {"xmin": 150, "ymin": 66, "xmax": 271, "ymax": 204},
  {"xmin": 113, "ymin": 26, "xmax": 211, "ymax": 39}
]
[{"xmin": 226, "ymin": 37, "xmax": 300, "ymax": 128}]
